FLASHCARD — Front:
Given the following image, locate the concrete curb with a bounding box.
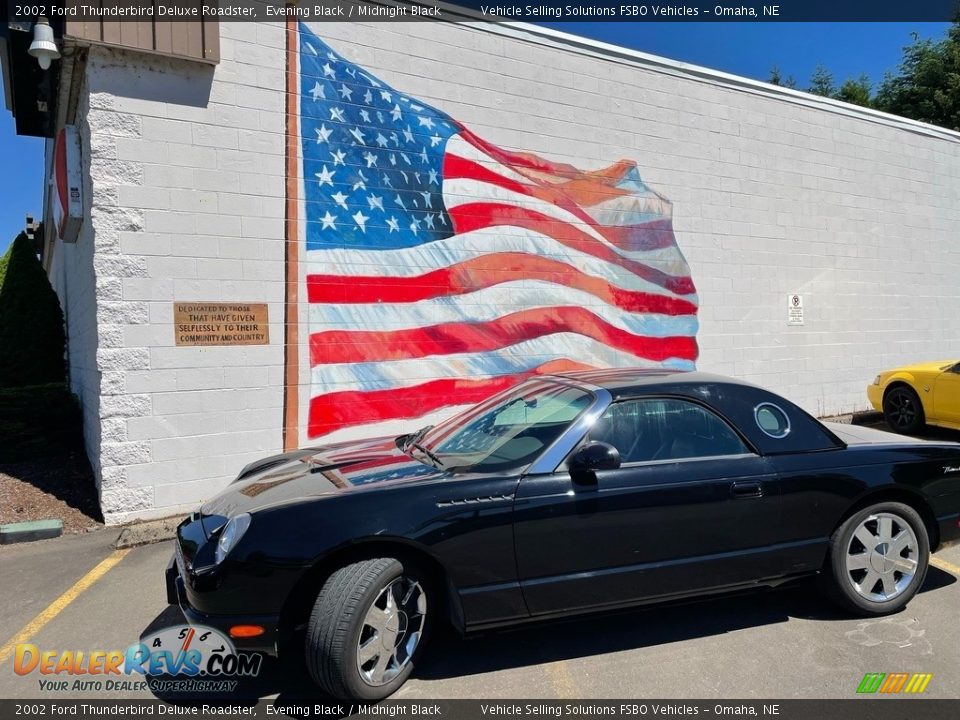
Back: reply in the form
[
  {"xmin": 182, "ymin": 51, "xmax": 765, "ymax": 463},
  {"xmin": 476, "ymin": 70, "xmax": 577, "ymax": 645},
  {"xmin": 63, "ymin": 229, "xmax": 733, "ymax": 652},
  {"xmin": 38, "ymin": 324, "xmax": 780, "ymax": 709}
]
[
  {"xmin": 113, "ymin": 515, "xmax": 182, "ymax": 549},
  {"xmin": 0, "ymin": 519, "xmax": 64, "ymax": 544}
]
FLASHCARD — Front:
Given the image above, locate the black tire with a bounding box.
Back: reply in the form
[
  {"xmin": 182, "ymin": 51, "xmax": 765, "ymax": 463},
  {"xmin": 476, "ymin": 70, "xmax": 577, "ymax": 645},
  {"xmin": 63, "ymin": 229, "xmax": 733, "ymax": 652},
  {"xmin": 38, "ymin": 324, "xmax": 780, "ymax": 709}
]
[
  {"xmin": 883, "ymin": 385, "xmax": 925, "ymax": 435},
  {"xmin": 821, "ymin": 501, "xmax": 929, "ymax": 616},
  {"xmin": 305, "ymin": 557, "xmax": 432, "ymax": 701}
]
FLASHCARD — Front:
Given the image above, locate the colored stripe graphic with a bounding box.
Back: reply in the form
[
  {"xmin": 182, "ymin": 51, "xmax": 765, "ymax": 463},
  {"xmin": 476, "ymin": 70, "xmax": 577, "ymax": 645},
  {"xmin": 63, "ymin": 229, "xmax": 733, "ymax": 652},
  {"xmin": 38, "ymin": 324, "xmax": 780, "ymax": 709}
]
[{"xmin": 857, "ymin": 672, "xmax": 932, "ymax": 694}]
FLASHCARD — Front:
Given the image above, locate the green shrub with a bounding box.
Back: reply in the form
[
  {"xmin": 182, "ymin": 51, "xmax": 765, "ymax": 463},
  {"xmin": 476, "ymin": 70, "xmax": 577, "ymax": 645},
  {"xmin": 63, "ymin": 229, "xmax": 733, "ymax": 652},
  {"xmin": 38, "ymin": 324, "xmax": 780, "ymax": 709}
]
[
  {"xmin": 0, "ymin": 233, "xmax": 67, "ymax": 388},
  {"xmin": 0, "ymin": 383, "xmax": 84, "ymax": 462}
]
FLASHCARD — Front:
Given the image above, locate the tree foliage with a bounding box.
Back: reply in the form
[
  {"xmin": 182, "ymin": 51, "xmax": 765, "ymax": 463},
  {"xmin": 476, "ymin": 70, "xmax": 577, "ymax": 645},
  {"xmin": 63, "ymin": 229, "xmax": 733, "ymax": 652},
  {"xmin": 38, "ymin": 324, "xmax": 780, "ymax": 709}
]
[
  {"xmin": 769, "ymin": 21, "xmax": 960, "ymax": 127},
  {"xmin": 0, "ymin": 233, "xmax": 66, "ymax": 388}
]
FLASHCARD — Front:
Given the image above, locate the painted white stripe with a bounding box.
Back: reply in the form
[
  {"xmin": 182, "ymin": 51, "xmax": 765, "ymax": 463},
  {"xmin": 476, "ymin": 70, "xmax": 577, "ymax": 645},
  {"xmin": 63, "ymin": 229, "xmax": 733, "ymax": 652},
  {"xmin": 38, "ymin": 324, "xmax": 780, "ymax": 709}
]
[
  {"xmin": 308, "ymin": 280, "xmax": 697, "ymax": 337},
  {"xmin": 305, "ymin": 225, "xmax": 696, "ymax": 302},
  {"xmin": 445, "ymin": 134, "xmax": 537, "ymax": 186},
  {"xmin": 310, "ymin": 333, "xmax": 695, "ymax": 393}
]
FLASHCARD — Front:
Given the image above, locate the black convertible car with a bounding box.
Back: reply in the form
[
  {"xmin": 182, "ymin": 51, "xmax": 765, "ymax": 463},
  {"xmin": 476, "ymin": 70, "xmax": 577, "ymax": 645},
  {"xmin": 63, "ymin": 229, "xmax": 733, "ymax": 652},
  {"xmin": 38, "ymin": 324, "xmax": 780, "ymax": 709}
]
[{"xmin": 167, "ymin": 369, "xmax": 960, "ymax": 700}]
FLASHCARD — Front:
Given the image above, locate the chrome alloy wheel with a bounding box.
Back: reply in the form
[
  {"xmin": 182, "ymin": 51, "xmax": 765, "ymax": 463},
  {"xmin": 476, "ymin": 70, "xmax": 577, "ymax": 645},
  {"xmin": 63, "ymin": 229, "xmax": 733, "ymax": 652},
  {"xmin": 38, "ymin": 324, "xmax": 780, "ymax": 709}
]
[
  {"xmin": 885, "ymin": 390, "xmax": 919, "ymax": 430},
  {"xmin": 845, "ymin": 512, "xmax": 919, "ymax": 602},
  {"xmin": 356, "ymin": 576, "xmax": 427, "ymax": 686}
]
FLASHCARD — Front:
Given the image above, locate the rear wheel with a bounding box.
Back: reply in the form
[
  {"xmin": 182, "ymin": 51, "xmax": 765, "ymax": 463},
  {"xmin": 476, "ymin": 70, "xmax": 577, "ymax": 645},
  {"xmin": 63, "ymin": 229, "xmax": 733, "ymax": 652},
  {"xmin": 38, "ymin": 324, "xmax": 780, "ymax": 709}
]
[
  {"xmin": 305, "ymin": 557, "xmax": 431, "ymax": 700},
  {"xmin": 822, "ymin": 502, "xmax": 929, "ymax": 616},
  {"xmin": 883, "ymin": 386, "xmax": 925, "ymax": 434}
]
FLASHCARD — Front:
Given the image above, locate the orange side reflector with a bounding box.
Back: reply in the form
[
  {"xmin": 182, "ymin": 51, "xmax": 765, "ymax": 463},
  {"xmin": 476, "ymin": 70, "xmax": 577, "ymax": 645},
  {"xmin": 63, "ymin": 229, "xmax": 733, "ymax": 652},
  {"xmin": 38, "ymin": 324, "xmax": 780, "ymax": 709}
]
[{"xmin": 229, "ymin": 625, "xmax": 265, "ymax": 638}]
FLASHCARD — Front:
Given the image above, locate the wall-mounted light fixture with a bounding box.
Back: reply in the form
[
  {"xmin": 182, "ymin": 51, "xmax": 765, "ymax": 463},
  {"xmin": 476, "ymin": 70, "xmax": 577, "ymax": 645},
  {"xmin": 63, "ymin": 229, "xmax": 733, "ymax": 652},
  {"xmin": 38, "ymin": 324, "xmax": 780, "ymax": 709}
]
[{"xmin": 28, "ymin": 16, "xmax": 60, "ymax": 71}]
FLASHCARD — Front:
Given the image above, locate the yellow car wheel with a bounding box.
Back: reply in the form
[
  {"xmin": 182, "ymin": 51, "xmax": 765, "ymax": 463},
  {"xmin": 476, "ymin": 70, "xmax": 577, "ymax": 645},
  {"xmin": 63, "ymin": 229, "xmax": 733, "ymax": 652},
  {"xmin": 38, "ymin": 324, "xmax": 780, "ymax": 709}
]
[{"xmin": 883, "ymin": 386, "xmax": 925, "ymax": 435}]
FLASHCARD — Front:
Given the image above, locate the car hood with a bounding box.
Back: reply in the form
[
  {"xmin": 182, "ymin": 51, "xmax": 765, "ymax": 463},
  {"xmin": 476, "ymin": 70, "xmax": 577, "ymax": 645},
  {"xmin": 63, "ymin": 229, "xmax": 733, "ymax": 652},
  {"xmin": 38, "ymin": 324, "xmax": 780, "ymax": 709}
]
[
  {"xmin": 884, "ymin": 360, "xmax": 957, "ymax": 376},
  {"xmin": 200, "ymin": 435, "xmax": 450, "ymax": 518}
]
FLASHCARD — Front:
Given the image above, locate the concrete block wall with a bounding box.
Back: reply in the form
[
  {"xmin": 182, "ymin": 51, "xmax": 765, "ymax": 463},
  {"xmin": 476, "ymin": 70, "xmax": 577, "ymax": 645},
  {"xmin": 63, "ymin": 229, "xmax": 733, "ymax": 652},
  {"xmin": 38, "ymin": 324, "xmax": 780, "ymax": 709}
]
[
  {"xmin": 64, "ymin": 16, "xmax": 960, "ymax": 521},
  {"xmin": 74, "ymin": 24, "xmax": 287, "ymax": 523}
]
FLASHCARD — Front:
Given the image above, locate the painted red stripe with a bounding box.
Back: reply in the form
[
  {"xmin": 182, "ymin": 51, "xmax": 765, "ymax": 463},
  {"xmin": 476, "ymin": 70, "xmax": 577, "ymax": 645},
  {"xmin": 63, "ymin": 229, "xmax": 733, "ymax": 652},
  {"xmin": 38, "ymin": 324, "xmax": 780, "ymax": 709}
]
[
  {"xmin": 307, "ymin": 253, "xmax": 697, "ymax": 315},
  {"xmin": 307, "ymin": 360, "xmax": 597, "ymax": 437},
  {"xmin": 445, "ymin": 154, "xmax": 682, "ymax": 254},
  {"xmin": 309, "ymin": 306, "xmax": 698, "ymax": 365},
  {"xmin": 448, "ymin": 203, "xmax": 695, "ymax": 296}
]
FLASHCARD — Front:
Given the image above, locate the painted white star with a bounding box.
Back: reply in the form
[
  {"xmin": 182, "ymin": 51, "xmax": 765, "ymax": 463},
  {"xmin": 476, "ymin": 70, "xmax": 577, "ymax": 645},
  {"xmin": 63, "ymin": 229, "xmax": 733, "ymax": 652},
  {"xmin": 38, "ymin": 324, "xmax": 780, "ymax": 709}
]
[
  {"xmin": 376, "ymin": 111, "xmax": 385, "ymax": 124},
  {"xmin": 367, "ymin": 194, "xmax": 385, "ymax": 212},
  {"xmin": 329, "ymin": 107, "xmax": 345, "ymax": 122},
  {"xmin": 430, "ymin": 134, "xmax": 442, "ymax": 147},
  {"xmin": 402, "ymin": 126, "xmax": 414, "ymax": 143},
  {"xmin": 419, "ymin": 190, "xmax": 433, "ymax": 208},
  {"xmin": 409, "ymin": 217, "xmax": 421, "ymax": 234},
  {"xmin": 390, "ymin": 132, "xmax": 399, "ymax": 146},
  {"xmin": 359, "ymin": 109, "xmax": 371, "ymax": 124},
  {"xmin": 349, "ymin": 127, "xmax": 366, "ymax": 144},
  {"xmin": 424, "ymin": 213, "xmax": 436, "ymax": 230},
  {"xmin": 419, "ymin": 147, "xmax": 429, "ymax": 164},
  {"xmin": 375, "ymin": 133, "xmax": 389, "ymax": 148},
  {"xmin": 382, "ymin": 174, "xmax": 393, "ymax": 188},
  {"xmin": 326, "ymin": 52, "xmax": 337, "ymax": 61},
  {"xmin": 400, "ymin": 171, "xmax": 409, "ymax": 183},
  {"xmin": 380, "ymin": 90, "xmax": 392, "ymax": 102},
  {"xmin": 352, "ymin": 170, "xmax": 368, "ymax": 191},
  {"xmin": 345, "ymin": 67, "xmax": 356, "ymax": 78},
  {"xmin": 400, "ymin": 153, "xmax": 411, "ymax": 165},
  {"xmin": 363, "ymin": 89, "xmax": 373, "ymax": 104},
  {"xmin": 391, "ymin": 104, "xmax": 403, "ymax": 122},
  {"xmin": 310, "ymin": 82, "xmax": 325, "ymax": 101},
  {"xmin": 361, "ymin": 73, "xmax": 381, "ymax": 88},
  {"xmin": 389, "ymin": 154, "xmax": 397, "ymax": 166},
  {"xmin": 315, "ymin": 165, "xmax": 335, "ymax": 187},
  {"xmin": 304, "ymin": 43, "xmax": 317, "ymax": 55},
  {"xmin": 330, "ymin": 149, "xmax": 346, "ymax": 166},
  {"xmin": 428, "ymin": 169, "xmax": 439, "ymax": 185},
  {"xmin": 331, "ymin": 191, "xmax": 349, "ymax": 209},
  {"xmin": 338, "ymin": 83, "xmax": 353, "ymax": 101},
  {"xmin": 410, "ymin": 103, "xmax": 424, "ymax": 111},
  {"xmin": 315, "ymin": 124, "xmax": 333, "ymax": 144},
  {"xmin": 352, "ymin": 210, "xmax": 370, "ymax": 232},
  {"xmin": 363, "ymin": 151, "xmax": 378, "ymax": 168},
  {"xmin": 395, "ymin": 195, "xmax": 406, "ymax": 209},
  {"xmin": 322, "ymin": 62, "xmax": 336, "ymax": 79},
  {"xmin": 320, "ymin": 211, "xmax": 337, "ymax": 230},
  {"xmin": 386, "ymin": 216, "xmax": 400, "ymax": 233},
  {"xmin": 417, "ymin": 115, "xmax": 435, "ymax": 129}
]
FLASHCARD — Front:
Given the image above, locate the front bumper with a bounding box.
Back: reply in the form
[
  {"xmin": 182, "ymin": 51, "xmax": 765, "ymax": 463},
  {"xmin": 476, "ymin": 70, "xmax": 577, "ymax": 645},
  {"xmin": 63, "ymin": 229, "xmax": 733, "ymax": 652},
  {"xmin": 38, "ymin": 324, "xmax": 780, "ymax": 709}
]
[
  {"xmin": 866, "ymin": 383, "xmax": 883, "ymax": 413},
  {"xmin": 165, "ymin": 550, "xmax": 281, "ymax": 656}
]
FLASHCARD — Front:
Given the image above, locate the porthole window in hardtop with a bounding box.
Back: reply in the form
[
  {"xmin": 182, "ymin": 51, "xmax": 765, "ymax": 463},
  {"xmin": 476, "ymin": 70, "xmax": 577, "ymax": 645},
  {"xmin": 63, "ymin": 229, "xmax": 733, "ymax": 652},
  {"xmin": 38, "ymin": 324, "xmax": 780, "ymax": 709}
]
[{"xmin": 755, "ymin": 403, "xmax": 791, "ymax": 439}]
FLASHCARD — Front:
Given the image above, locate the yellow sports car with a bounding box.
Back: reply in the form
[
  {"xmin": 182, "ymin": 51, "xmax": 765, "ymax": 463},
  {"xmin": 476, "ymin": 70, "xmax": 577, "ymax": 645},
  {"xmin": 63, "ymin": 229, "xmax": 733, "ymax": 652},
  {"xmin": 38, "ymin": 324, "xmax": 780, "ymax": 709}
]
[{"xmin": 868, "ymin": 361, "xmax": 960, "ymax": 434}]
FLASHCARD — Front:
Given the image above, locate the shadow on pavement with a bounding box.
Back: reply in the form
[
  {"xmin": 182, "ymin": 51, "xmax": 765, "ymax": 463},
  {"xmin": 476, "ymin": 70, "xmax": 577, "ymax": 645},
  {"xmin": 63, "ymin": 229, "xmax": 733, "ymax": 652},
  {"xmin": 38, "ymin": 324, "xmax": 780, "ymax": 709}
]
[{"xmin": 137, "ymin": 569, "xmax": 955, "ymax": 702}]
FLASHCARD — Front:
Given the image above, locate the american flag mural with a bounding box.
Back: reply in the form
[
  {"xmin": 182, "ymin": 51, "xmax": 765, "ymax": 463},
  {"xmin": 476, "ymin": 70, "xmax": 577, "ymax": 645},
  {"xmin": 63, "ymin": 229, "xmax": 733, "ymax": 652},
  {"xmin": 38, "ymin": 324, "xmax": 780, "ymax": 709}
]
[{"xmin": 298, "ymin": 23, "xmax": 699, "ymax": 441}]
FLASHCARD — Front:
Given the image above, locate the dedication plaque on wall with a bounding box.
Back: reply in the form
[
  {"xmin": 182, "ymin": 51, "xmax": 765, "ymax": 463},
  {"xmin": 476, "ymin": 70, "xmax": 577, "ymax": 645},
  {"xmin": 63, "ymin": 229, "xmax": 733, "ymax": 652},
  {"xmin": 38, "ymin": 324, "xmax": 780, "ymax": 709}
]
[{"xmin": 174, "ymin": 302, "xmax": 269, "ymax": 346}]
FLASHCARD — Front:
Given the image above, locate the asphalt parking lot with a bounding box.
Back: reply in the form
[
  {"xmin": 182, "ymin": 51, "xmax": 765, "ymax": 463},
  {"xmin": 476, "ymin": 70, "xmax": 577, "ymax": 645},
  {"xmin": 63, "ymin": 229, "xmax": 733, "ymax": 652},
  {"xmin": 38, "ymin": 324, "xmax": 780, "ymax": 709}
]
[{"xmin": 2, "ymin": 519, "xmax": 960, "ymax": 702}]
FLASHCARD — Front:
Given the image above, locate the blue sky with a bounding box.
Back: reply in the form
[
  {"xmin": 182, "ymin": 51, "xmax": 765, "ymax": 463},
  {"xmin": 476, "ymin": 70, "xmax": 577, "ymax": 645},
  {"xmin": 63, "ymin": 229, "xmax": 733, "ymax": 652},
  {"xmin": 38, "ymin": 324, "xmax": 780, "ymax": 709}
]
[{"xmin": 0, "ymin": 21, "xmax": 950, "ymax": 256}]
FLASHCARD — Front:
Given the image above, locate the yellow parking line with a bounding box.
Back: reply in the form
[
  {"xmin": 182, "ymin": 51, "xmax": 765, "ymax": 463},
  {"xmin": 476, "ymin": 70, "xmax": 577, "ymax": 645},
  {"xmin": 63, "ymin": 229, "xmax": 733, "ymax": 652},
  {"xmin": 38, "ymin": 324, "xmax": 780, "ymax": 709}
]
[
  {"xmin": 0, "ymin": 549, "xmax": 131, "ymax": 665},
  {"xmin": 930, "ymin": 556, "xmax": 960, "ymax": 577}
]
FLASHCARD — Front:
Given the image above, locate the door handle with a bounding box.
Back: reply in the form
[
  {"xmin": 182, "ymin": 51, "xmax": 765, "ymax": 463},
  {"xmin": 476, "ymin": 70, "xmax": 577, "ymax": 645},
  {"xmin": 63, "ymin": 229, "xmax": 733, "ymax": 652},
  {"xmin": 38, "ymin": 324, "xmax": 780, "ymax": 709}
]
[{"xmin": 730, "ymin": 481, "xmax": 763, "ymax": 498}]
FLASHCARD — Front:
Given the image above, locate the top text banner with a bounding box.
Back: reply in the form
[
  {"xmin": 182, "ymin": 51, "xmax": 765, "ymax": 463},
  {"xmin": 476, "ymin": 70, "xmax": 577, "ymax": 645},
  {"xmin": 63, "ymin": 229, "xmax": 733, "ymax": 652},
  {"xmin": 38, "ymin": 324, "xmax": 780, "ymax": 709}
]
[{"xmin": 10, "ymin": 0, "xmax": 960, "ymax": 22}]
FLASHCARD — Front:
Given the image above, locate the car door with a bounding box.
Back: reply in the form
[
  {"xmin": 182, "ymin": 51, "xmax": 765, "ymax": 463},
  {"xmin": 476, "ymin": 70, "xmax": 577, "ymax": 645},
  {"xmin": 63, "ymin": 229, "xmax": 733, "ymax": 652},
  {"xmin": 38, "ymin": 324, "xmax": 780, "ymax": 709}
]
[
  {"xmin": 933, "ymin": 363, "xmax": 960, "ymax": 425},
  {"xmin": 513, "ymin": 397, "xmax": 782, "ymax": 616}
]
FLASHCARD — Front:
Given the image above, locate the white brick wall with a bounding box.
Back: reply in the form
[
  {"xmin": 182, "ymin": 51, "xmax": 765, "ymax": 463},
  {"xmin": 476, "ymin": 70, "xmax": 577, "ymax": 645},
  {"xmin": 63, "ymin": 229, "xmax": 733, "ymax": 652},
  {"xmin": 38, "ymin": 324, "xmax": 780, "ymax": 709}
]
[{"xmin": 56, "ymin": 18, "xmax": 960, "ymax": 522}]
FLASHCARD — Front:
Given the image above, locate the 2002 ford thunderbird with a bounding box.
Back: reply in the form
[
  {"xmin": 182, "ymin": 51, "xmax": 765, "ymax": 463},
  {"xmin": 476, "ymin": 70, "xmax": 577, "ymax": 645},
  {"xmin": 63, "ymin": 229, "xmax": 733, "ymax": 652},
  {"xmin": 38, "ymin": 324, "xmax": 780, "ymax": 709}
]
[{"xmin": 167, "ymin": 369, "xmax": 960, "ymax": 700}]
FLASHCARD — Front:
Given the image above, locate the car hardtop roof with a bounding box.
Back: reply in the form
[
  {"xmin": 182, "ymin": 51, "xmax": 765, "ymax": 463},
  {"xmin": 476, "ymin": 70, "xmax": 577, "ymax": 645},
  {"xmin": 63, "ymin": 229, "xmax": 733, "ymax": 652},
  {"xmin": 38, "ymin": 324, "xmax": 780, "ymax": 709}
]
[{"xmin": 550, "ymin": 368, "xmax": 763, "ymax": 396}]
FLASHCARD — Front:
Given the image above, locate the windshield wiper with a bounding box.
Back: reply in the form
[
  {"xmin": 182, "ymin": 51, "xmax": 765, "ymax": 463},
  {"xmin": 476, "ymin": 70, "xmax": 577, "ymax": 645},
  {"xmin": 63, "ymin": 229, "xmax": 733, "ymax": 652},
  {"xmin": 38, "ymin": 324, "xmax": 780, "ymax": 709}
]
[
  {"xmin": 408, "ymin": 441, "xmax": 444, "ymax": 468},
  {"xmin": 401, "ymin": 424, "xmax": 433, "ymax": 450}
]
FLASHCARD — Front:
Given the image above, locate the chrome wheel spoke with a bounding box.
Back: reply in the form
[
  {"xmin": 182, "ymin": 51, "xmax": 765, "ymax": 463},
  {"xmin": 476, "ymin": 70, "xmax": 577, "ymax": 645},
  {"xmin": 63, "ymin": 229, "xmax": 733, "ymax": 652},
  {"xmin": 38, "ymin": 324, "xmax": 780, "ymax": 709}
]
[
  {"xmin": 847, "ymin": 553, "xmax": 871, "ymax": 571},
  {"xmin": 357, "ymin": 636, "xmax": 381, "ymax": 666},
  {"xmin": 889, "ymin": 530, "xmax": 912, "ymax": 555},
  {"xmin": 853, "ymin": 526, "xmax": 876, "ymax": 549},
  {"xmin": 368, "ymin": 648, "xmax": 394, "ymax": 684},
  {"xmin": 880, "ymin": 572, "xmax": 897, "ymax": 598},
  {"xmin": 878, "ymin": 516, "xmax": 894, "ymax": 543},
  {"xmin": 858, "ymin": 569, "xmax": 880, "ymax": 593},
  {"xmin": 891, "ymin": 555, "xmax": 917, "ymax": 574}
]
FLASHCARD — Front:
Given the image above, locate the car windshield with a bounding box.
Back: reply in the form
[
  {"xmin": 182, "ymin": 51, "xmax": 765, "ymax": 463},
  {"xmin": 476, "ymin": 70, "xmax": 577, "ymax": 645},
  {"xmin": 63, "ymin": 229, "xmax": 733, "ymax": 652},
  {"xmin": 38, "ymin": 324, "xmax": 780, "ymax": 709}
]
[{"xmin": 414, "ymin": 380, "xmax": 594, "ymax": 472}]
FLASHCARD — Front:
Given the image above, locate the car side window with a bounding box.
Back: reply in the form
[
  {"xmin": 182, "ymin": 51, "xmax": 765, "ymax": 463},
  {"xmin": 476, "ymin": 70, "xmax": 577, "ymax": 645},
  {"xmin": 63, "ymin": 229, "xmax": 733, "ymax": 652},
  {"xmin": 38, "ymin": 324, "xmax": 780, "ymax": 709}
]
[{"xmin": 589, "ymin": 398, "xmax": 750, "ymax": 464}]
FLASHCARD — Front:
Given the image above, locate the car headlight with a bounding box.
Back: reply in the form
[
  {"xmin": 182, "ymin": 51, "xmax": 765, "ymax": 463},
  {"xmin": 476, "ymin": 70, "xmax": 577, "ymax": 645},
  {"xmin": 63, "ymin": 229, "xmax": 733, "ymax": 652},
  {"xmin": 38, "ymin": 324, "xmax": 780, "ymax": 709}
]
[
  {"xmin": 215, "ymin": 513, "xmax": 251, "ymax": 564},
  {"xmin": 873, "ymin": 375, "xmax": 881, "ymax": 386}
]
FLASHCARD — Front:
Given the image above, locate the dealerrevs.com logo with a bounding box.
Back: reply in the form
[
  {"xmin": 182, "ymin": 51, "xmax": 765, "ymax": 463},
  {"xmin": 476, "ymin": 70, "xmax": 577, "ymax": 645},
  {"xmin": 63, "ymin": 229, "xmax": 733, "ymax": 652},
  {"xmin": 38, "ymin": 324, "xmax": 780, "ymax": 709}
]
[
  {"xmin": 14, "ymin": 625, "xmax": 262, "ymax": 694},
  {"xmin": 857, "ymin": 672, "xmax": 933, "ymax": 694}
]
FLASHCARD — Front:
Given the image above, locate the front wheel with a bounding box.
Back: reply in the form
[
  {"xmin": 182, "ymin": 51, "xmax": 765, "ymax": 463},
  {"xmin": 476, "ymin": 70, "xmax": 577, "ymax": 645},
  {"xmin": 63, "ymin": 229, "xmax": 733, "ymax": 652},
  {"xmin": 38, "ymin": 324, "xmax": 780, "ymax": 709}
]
[
  {"xmin": 822, "ymin": 502, "xmax": 929, "ymax": 616},
  {"xmin": 883, "ymin": 386, "xmax": 925, "ymax": 434},
  {"xmin": 305, "ymin": 558, "xmax": 431, "ymax": 700}
]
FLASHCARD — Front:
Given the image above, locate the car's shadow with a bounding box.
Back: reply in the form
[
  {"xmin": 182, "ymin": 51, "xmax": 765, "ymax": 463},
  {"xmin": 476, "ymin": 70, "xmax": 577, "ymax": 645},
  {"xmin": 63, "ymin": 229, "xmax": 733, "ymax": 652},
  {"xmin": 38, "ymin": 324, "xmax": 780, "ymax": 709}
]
[{"xmin": 139, "ymin": 568, "xmax": 955, "ymax": 704}]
